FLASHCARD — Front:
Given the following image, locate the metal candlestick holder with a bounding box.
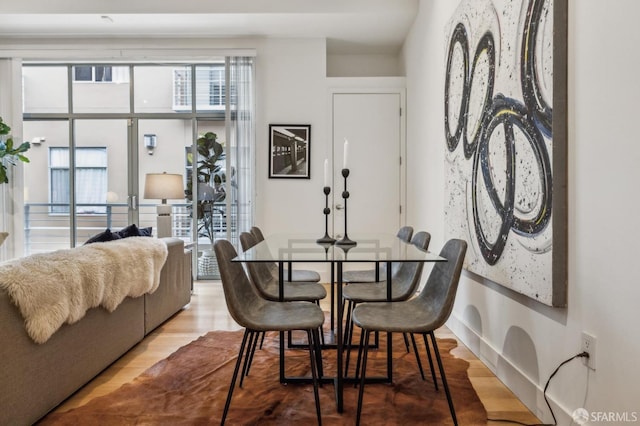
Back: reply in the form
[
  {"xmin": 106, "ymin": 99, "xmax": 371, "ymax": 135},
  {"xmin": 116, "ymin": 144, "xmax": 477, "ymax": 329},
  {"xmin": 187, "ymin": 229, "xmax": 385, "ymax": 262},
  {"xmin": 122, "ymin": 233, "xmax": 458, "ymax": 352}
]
[
  {"xmin": 317, "ymin": 186, "xmax": 336, "ymax": 244},
  {"xmin": 335, "ymin": 168, "xmax": 357, "ymax": 247}
]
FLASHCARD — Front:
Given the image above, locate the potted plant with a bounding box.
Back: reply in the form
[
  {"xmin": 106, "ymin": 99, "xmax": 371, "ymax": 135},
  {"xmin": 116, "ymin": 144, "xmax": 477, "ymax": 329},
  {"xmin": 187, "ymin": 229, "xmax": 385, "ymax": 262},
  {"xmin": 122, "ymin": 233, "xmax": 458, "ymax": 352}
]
[
  {"xmin": 184, "ymin": 132, "xmax": 226, "ymax": 276},
  {"xmin": 0, "ymin": 117, "xmax": 31, "ymax": 248},
  {"xmin": 0, "ymin": 117, "xmax": 31, "ymax": 184}
]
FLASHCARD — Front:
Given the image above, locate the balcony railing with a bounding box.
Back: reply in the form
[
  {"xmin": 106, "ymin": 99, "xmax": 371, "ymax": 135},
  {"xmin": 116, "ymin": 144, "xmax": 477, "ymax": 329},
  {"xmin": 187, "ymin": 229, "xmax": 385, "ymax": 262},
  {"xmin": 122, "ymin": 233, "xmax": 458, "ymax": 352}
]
[{"xmin": 23, "ymin": 202, "xmax": 235, "ymax": 256}]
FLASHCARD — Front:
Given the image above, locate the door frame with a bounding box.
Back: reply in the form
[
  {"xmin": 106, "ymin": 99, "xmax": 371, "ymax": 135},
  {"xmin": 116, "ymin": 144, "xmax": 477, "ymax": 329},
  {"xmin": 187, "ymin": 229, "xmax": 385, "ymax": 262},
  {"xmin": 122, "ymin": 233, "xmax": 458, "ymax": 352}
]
[{"xmin": 327, "ymin": 78, "xmax": 407, "ymax": 236}]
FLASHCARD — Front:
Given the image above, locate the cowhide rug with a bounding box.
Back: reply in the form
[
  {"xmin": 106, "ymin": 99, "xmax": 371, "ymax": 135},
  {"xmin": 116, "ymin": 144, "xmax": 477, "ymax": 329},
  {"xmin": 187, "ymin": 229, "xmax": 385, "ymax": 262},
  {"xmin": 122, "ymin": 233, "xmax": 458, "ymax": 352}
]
[{"xmin": 41, "ymin": 329, "xmax": 487, "ymax": 425}]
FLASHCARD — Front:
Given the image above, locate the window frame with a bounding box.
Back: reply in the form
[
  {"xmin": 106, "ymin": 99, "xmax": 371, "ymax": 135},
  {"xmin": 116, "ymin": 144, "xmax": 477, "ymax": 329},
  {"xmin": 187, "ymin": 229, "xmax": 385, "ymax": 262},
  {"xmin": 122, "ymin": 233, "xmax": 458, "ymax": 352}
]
[
  {"xmin": 172, "ymin": 64, "xmax": 231, "ymax": 112},
  {"xmin": 73, "ymin": 65, "xmax": 129, "ymax": 83},
  {"xmin": 49, "ymin": 146, "xmax": 108, "ymax": 215}
]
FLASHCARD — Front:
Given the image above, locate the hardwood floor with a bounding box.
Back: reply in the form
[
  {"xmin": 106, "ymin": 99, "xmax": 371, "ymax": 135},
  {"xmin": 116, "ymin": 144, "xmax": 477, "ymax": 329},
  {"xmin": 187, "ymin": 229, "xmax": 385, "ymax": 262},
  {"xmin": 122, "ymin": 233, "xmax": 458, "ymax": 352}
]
[{"xmin": 53, "ymin": 281, "xmax": 540, "ymax": 425}]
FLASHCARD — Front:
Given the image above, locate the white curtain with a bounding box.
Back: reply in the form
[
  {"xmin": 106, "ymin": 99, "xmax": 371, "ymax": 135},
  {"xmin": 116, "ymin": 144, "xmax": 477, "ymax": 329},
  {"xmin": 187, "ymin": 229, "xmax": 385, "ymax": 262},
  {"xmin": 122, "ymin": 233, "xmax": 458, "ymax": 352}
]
[
  {"xmin": 226, "ymin": 56, "xmax": 255, "ymax": 247},
  {"xmin": 0, "ymin": 58, "xmax": 24, "ymax": 261},
  {"xmin": 49, "ymin": 147, "xmax": 107, "ymax": 214}
]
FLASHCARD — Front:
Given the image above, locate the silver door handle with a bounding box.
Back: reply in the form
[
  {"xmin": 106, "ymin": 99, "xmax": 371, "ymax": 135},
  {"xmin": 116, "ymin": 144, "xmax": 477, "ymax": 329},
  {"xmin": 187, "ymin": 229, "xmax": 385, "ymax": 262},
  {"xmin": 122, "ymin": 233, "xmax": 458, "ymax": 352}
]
[{"xmin": 335, "ymin": 204, "xmax": 344, "ymax": 210}]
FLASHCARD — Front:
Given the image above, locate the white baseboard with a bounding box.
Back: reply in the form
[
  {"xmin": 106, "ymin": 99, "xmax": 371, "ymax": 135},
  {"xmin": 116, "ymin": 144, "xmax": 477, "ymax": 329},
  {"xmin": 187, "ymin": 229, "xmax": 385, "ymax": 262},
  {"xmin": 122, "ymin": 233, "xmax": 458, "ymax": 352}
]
[{"xmin": 446, "ymin": 313, "xmax": 576, "ymax": 425}]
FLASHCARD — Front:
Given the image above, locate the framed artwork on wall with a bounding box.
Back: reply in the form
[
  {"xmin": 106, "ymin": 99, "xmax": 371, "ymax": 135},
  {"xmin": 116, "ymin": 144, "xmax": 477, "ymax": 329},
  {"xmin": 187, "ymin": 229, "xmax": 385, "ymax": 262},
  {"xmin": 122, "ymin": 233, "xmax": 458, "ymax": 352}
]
[
  {"xmin": 443, "ymin": 0, "xmax": 568, "ymax": 307},
  {"xmin": 268, "ymin": 124, "xmax": 311, "ymax": 179}
]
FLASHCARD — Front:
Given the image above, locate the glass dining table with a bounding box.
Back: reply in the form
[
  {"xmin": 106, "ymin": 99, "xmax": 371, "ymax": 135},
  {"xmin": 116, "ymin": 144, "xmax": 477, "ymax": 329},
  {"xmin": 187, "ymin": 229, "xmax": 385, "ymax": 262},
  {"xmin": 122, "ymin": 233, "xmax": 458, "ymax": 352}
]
[{"xmin": 233, "ymin": 232, "xmax": 447, "ymax": 413}]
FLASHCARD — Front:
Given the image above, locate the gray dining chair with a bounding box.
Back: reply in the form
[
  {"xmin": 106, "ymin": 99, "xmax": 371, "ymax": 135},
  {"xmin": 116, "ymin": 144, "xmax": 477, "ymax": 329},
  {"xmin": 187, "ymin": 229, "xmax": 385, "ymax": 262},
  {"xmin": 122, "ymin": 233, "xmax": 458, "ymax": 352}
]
[
  {"xmin": 240, "ymin": 232, "xmax": 326, "ymax": 302},
  {"xmin": 342, "ymin": 225, "xmax": 414, "ymax": 283},
  {"xmin": 241, "ymin": 231, "xmax": 327, "ymax": 352},
  {"xmin": 250, "ymin": 226, "xmax": 322, "ymax": 283},
  {"xmin": 214, "ymin": 239, "xmax": 324, "ymax": 425},
  {"xmin": 342, "ymin": 231, "xmax": 431, "ymax": 376},
  {"xmin": 351, "ymin": 238, "xmax": 467, "ymax": 426}
]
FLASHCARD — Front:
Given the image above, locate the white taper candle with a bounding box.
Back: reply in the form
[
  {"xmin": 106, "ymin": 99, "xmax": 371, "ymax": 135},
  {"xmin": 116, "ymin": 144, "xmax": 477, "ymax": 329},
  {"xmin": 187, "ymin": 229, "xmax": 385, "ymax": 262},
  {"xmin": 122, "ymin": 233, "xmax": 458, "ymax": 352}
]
[
  {"xmin": 343, "ymin": 138, "xmax": 349, "ymax": 169},
  {"xmin": 323, "ymin": 158, "xmax": 329, "ymax": 187}
]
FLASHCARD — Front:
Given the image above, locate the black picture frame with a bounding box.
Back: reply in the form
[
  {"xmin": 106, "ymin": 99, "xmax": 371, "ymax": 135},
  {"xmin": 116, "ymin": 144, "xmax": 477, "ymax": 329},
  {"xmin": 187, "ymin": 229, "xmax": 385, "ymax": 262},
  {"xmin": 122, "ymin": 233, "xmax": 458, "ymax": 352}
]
[{"xmin": 268, "ymin": 124, "xmax": 311, "ymax": 179}]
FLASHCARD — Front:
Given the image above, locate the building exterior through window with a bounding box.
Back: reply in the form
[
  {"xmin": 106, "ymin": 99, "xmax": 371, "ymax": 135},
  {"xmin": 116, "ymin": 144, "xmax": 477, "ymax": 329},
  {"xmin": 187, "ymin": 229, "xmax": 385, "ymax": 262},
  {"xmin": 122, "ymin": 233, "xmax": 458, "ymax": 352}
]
[{"xmin": 19, "ymin": 59, "xmax": 255, "ymax": 279}]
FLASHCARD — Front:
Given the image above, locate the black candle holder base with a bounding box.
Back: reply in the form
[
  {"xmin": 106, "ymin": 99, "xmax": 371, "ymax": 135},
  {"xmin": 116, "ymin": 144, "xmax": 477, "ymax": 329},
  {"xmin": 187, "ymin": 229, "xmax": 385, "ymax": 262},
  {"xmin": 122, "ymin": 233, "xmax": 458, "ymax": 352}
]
[
  {"xmin": 317, "ymin": 234, "xmax": 336, "ymax": 244},
  {"xmin": 335, "ymin": 236, "xmax": 357, "ymax": 247}
]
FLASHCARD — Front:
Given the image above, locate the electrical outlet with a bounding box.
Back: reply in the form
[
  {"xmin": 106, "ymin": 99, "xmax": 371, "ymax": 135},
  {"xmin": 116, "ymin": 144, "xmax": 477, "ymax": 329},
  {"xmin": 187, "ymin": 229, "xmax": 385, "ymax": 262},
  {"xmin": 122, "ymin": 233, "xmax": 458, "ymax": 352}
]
[{"xmin": 581, "ymin": 332, "xmax": 596, "ymax": 370}]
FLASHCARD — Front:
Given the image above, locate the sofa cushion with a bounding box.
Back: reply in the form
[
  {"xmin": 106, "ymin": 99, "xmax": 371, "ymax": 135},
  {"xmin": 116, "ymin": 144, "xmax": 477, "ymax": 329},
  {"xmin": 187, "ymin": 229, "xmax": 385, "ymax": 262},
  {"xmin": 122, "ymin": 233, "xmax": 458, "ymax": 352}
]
[
  {"xmin": 116, "ymin": 224, "xmax": 142, "ymax": 238},
  {"xmin": 84, "ymin": 228, "xmax": 121, "ymax": 244},
  {"xmin": 115, "ymin": 224, "xmax": 153, "ymax": 238},
  {"xmin": 139, "ymin": 226, "xmax": 153, "ymax": 237}
]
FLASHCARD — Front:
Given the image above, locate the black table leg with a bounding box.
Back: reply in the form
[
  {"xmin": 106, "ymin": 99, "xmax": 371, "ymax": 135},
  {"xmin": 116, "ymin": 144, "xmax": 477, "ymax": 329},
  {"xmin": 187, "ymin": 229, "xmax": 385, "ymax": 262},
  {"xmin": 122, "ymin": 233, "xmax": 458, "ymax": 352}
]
[
  {"xmin": 330, "ymin": 261, "xmax": 335, "ymax": 333},
  {"xmin": 335, "ymin": 261, "xmax": 344, "ymax": 413},
  {"xmin": 279, "ymin": 261, "xmax": 285, "ymax": 383},
  {"xmin": 387, "ymin": 261, "xmax": 393, "ymax": 383}
]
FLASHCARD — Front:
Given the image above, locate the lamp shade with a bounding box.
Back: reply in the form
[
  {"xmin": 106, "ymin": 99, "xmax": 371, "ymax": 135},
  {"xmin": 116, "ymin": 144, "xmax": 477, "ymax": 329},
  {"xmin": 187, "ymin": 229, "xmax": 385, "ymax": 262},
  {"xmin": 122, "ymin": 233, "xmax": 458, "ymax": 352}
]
[{"xmin": 144, "ymin": 172, "xmax": 184, "ymax": 202}]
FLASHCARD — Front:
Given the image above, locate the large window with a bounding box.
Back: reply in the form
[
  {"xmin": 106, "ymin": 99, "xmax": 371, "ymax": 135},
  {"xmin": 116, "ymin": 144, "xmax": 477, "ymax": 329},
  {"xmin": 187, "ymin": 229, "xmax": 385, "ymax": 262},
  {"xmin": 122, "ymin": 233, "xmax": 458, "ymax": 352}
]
[
  {"xmin": 73, "ymin": 66, "xmax": 129, "ymax": 83},
  {"xmin": 173, "ymin": 65, "xmax": 235, "ymax": 111},
  {"xmin": 18, "ymin": 59, "xmax": 254, "ymax": 275},
  {"xmin": 50, "ymin": 147, "xmax": 108, "ymax": 214}
]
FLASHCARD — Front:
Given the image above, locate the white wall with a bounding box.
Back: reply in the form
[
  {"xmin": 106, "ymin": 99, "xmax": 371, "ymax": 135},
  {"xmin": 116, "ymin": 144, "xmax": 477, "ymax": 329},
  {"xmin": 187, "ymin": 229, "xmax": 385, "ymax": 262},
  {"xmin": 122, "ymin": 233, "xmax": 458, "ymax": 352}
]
[
  {"xmin": 327, "ymin": 53, "xmax": 401, "ymax": 77},
  {"xmin": 253, "ymin": 38, "xmax": 329, "ymax": 236},
  {"xmin": 402, "ymin": 0, "xmax": 640, "ymax": 423}
]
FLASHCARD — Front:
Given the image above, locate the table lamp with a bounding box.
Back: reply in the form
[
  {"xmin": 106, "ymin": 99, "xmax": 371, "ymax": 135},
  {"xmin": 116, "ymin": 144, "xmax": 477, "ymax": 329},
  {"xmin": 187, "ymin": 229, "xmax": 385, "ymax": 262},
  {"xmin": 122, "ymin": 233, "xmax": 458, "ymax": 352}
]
[{"xmin": 144, "ymin": 172, "xmax": 184, "ymax": 238}]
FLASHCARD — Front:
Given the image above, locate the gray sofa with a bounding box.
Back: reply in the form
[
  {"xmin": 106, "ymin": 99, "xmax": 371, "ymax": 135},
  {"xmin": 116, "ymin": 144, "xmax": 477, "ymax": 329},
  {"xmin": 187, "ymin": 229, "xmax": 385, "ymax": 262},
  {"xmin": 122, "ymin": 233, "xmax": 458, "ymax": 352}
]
[{"xmin": 0, "ymin": 237, "xmax": 192, "ymax": 426}]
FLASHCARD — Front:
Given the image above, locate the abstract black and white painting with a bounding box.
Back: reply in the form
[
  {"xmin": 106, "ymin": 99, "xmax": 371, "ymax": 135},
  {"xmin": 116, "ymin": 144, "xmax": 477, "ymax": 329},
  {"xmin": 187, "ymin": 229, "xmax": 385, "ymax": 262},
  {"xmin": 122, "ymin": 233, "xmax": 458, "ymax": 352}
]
[{"xmin": 444, "ymin": 0, "xmax": 567, "ymax": 306}]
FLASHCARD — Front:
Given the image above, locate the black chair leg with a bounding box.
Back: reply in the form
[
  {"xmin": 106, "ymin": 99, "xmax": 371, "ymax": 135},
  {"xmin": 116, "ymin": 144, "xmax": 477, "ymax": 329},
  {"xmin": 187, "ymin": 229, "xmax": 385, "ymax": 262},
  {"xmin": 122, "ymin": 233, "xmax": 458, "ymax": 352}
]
[
  {"xmin": 221, "ymin": 329, "xmax": 250, "ymax": 425},
  {"xmin": 410, "ymin": 333, "xmax": 425, "ymax": 380},
  {"xmin": 343, "ymin": 300, "xmax": 353, "ymax": 346},
  {"xmin": 307, "ymin": 330, "xmax": 322, "ymax": 425},
  {"xmin": 344, "ymin": 305, "xmax": 356, "ymax": 376},
  {"xmin": 245, "ymin": 329, "xmax": 261, "ymax": 378},
  {"xmin": 353, "ymin": 329, "xmax": 366, "ymax": 386},
  {"xmin": 429, "ymin": 332, "xmax": 457, "ymax": 426},
  {"xmin": 356, "ymin": 330, "xmax": 371, "ymax": 426},
  {"xmin": 313, "ymin": 328, "xmax": 324, "ymax": 380},
  {"xmin": 422, "ymin": 332, "xmax": 438, "ymax": 390},
  {"xmin": 403, "ymin": 332, "xmax": 411, "ymax": 353},
  {"xmin": 315, "ymin": 300, "xmax": 325, "ymax": 346},
  {"xmin": 258, "ymin": 331, "xmax": 266, "ymax": 349},
  {"xmin": 239, "ymin": 331, "xmax": 257, "ymax": 387}
]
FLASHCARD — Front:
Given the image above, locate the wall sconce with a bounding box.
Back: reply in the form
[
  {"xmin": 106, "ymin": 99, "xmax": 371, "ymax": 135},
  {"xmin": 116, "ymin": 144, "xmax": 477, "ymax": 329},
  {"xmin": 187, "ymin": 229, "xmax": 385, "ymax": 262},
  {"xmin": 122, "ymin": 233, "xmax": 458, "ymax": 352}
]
[
  {"xmin": 30, "ymin": 137, "xmax": 46, "ymax": 145},
  {"xmin": 144, "ymin": 134, "xmax": 157, "ymax": 155}
]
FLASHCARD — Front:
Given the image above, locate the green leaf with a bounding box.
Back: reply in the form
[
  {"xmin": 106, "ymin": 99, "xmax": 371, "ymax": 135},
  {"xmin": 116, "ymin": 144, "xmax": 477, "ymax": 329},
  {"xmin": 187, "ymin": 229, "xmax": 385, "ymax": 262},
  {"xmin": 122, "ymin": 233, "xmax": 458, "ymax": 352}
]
[
  {"xmin": 0, "ymin": 165, "xmax": 8, "ymax": 184},
  {"xmin": 15, "ymin": 141, "xmax": 31, "ymax": 153},
  {"xmin": 0, "ymin": 120, "xmax": 10, "ymax": 136},
  {"xmin": 0, "ymin": 117, "xmax": 31, "ymax": 184}
]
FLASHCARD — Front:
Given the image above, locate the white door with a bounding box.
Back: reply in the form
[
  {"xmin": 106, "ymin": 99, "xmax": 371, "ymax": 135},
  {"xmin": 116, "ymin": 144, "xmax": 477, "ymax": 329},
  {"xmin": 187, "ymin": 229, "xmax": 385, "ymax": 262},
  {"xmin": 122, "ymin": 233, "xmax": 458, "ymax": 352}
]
[{"xmin": 331, "ymin": 92, "xmax": 403, "ymax": 239}]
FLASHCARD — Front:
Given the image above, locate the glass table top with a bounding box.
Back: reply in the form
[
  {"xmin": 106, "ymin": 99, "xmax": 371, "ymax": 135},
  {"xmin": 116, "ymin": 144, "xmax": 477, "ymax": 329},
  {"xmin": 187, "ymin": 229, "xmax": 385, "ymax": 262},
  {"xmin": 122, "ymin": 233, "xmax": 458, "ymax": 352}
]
[{"xmin": 233, "ymin": 233, "xmax": 447, "ymax": 263}]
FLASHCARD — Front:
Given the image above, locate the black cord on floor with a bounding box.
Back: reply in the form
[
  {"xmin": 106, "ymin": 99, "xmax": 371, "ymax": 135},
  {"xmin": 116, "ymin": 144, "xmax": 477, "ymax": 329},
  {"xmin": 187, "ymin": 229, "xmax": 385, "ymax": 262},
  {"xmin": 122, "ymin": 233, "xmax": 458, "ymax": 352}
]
[
  {"xmin": 487, "ymin": 419, "xmax": 544, "ymax": 426},
  {"xmin": 486, "ymin": 351, "xmax": 590, "ymax": 426}
]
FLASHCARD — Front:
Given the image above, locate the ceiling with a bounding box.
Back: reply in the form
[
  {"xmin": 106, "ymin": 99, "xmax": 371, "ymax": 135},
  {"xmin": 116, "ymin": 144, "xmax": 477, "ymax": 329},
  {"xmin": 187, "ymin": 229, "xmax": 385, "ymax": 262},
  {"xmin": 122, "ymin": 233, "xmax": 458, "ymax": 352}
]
[{"xmin": 0, "ymin": 0, "xmax": 419, "ymax": 55}]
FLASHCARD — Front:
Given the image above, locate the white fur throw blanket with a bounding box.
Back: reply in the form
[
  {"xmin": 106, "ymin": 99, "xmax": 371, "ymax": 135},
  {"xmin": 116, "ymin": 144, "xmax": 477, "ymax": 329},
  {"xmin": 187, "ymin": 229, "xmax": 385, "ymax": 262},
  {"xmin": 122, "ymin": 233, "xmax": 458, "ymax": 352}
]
[{"xmin": 0, "ymin": 237, "xmax": 168, "ymax": 344}]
